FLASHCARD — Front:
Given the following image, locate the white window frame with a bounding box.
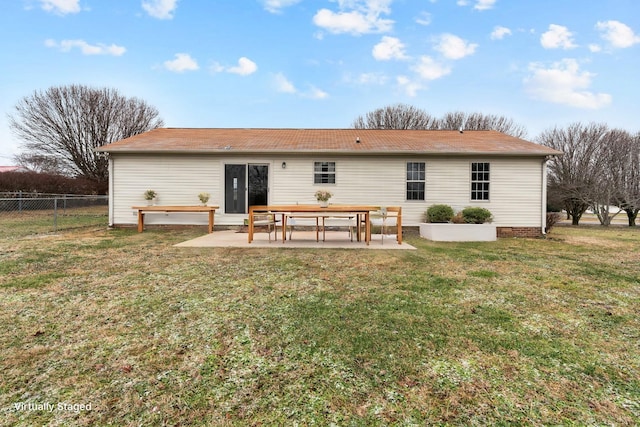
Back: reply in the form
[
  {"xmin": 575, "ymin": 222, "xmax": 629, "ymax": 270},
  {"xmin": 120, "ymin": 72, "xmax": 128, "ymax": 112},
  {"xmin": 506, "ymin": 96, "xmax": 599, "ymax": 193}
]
[
  {"xmin": 313, "ymin": 161, "xmax": 336, "ymax": 185},
  {"xmin": 470, "ymin": 162, "xmax": 490, "ymax": 201},
  {"xmin": 406, "ymin": 162, "xmax": 426, "ymax": 201}
]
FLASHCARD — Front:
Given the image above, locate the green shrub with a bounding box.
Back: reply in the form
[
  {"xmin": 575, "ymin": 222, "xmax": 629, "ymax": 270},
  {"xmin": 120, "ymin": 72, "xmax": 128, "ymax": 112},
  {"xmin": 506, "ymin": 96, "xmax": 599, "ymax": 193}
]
[
  {"xmin": 462, "ymin": 207, "xmax": 493, "ymax": 224},
  {"xmin": 426, "ymin": 204, "xmax": 454, "ymax": 223}
]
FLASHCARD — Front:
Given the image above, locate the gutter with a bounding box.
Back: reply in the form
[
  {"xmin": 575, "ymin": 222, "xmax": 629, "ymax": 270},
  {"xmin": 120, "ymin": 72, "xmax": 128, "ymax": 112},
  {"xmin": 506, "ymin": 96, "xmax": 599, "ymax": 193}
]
[
  {"xmin": 96, "ymin": 149, "xmax": 559, "ymax": 157},
  {"xmin": 541, "ymin": 157, "xmax": 548, "ymax": 235}
]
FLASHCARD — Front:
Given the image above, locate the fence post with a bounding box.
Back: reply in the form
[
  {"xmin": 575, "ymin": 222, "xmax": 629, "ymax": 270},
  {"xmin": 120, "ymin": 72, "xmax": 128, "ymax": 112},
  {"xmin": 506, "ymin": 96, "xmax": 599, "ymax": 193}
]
[
  {"xmin": 54, "ymin": 197, "xmax": 58, "ymax": 232},
  {"xmin": 19, "ymin": 190, "xmax": 23, "ymax": 212}
]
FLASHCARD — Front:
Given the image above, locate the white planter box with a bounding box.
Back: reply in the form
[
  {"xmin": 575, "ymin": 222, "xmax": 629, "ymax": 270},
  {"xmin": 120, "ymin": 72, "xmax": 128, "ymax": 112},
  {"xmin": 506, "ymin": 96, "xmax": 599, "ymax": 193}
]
[{"xmin": 419, "ymin": 223, "xmax": 497, "ymax": 242}]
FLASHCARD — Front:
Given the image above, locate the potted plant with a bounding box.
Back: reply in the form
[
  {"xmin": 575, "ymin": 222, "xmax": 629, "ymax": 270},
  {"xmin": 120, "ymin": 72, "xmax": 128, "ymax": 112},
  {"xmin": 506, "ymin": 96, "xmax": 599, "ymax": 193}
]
[
  {"xmin": 198, "ymin": 192, "xmax": 210, "ymax": 206},
  {"xmin": 420, "ymin": 204, "xmax": 496, "ymax": 241},
  {"xmin": 144, "ymin": 189, "xmax": 157, "ymax": 206},
  {"xmin": 315, "ymin": 189, "xmax": 332, "ymax": 207}
]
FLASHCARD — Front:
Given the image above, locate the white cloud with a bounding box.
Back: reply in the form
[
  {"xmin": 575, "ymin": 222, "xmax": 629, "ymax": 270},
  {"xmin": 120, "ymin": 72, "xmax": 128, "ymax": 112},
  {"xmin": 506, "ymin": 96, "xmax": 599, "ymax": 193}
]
[
  {"xmin": 227, "ymin": 57, "xmax": 258, "ymax": 76},
  {"xmin": 415, "ymin": 11, "xmax": 431, "ymax": 26},
  {"xmin": 372, "ymin": 36, "xmax": 408, "ymax": 61},
  {"xmin": 40, "ymin": 0, "xmax": 81, "ymax": 14},
  {"xmin": 273, "ymin": 73, "xmax": 296, "ymax": 93},
  {"xmin": 272, "ymin": 73, "xmax": 327, "ymax": 98},
  {"xmin": 596, "ymin": 20, "xmax": 640, "ymax": 49},
  {"xmin": 457, "ymin": 0, "xmax": 495, "ymax": 11},
  {"xmin": 434, "ymin": 33, "xmax": 477, "ymax": 59},
  {"xmin": 588, "ymin": 44, "xmax": 602, "ymax": 53},
  {"xmin": 312, "ymin": 0, "xmax": 394, "ymax": 35},
  {"xmin": 142, "ymin": 0, "xmax": 178, "ymax": 20},
  {"xmin": 261, "ymin": 0, "xmax": 300, "ymax": 13},
  {"xmin": 352, "ymin": 72, "xmax": 388, "ymax": 85},
  {"xmin": 490, "ymin": 26, "xmax": 512, "ymax": 40},
  {"xmin": 540, "ymin": 24, "xmax": 577, "ymax": 49},
  {"xmin": 396, "ymin": 76, "xmax": 423, "ymax": 97},
  {"xmin": 524, "ymin": 59, "xmax": 611, "ymax": 109},
  {"xmin": 473, "ymin": 0, "xmax": 496, "ymax": 10},
  {"xmin": 303, "ymin": 86, "xmax": 329, "ymax": 99},
  {"xmin": 411, "ymin": 56, "xmax": 451, "ymax": 80},
  {"xmin": 163, "ymin": 53, "xmax": 199, "ymax": 72},
  {"xmin": 45, "ymin": 39, "xmax": 125, "ymax": 56}
]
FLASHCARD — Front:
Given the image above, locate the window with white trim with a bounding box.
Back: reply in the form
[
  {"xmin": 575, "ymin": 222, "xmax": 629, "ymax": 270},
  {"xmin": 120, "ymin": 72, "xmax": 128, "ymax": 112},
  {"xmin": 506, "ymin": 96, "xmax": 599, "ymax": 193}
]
[
  {"xmin": 314, "ymin": 161, "xmax": 336, "ymax": 184},
  {"xmin": 406, "ymin": 162, "xmax": 425, "ymax": 200},
  {"xmin": 471, "ymin": 162, "xmax": 490, "ymax": 200}
]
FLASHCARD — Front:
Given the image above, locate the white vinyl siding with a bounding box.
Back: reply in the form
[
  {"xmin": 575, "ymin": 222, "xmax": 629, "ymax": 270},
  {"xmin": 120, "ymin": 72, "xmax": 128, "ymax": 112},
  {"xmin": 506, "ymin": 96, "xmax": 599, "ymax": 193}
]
[{"xmin": 108, "ymin": 154, "xmax": 544, "ymax": 228}]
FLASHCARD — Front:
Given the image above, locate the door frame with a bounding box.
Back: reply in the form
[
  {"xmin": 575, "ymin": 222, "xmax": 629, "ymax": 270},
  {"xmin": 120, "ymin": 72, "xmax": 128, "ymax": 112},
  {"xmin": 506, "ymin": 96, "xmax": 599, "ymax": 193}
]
[{"xmin": 224, "ymin": 162, "xmax": 270, "ymax": 214}]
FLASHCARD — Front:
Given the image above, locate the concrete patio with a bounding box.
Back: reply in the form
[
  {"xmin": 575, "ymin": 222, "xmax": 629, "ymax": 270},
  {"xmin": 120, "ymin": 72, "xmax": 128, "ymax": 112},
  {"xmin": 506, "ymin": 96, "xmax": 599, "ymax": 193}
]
[{"xmin": 175, "ymin": 229, "xmax": 416, "ymax": 249}]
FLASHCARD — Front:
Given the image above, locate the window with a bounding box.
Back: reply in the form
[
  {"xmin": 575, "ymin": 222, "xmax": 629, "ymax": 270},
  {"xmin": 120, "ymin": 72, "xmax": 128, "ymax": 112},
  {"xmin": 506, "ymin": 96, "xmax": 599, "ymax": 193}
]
[
  {"xmin": 314, "ymin": 161, "xmax": 336, "ymax": 184},
  {"xmin": 406, "ymin": 162, "xmax": 425, "ymax": 200},
  {"xmin": 471, "ymin": 162, "xmax": 490, "ymax": 200}
]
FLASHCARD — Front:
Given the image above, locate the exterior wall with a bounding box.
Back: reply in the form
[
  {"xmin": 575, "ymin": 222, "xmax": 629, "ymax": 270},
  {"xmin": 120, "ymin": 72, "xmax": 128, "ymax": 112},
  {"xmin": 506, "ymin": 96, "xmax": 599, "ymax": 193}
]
[{"xmin": 108, "ymin": 153, "xmax": 546, "ymax": 231}]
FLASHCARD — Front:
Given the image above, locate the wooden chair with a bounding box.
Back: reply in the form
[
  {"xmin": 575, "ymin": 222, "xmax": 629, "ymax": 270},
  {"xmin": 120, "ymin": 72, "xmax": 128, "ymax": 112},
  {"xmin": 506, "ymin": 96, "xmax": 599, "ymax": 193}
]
[
  {"xmin": 251, "ymin": 213, "xmax": 281, "ymax": 242},
  {"xmin": 370, "ymin": 207, "xmax": 400, "ymax": 244}
]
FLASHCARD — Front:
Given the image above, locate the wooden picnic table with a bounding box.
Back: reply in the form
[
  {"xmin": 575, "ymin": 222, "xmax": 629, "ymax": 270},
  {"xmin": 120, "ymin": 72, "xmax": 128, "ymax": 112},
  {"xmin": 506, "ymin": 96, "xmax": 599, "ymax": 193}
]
[
  {"xmin": 132, "ymin": 205, "xmax": 219, "ymax": 233},
  {"xmin": 248, "ymin": 205, "xmax": 402, "ymax": 245}
]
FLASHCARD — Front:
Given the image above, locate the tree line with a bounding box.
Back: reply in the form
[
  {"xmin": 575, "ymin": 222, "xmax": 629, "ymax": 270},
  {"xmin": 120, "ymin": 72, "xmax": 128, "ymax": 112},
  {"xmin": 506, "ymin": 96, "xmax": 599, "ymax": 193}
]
[
  {"xmin": 538, "ymin": 123, "xmax": 640, "ymax": 226},
  {"xmin": 352, "ymin": 103, "xmax": 527, "ymax": 138},
  {"xmin": 8, "ymin": 90, "xmax": 639, "ymax": 226}
]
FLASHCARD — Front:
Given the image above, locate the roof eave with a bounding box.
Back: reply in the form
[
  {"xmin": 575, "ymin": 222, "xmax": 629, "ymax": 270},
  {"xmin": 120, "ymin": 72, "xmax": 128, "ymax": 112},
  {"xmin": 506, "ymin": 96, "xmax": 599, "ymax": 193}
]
[{"xmin": 96, "ymin": 148, "xmax": 560, "ymax": 156}]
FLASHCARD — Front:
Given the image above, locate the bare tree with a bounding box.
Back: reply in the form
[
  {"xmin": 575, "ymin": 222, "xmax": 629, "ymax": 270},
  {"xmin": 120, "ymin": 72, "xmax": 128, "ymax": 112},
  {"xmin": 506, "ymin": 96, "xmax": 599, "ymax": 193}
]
[
  {"xmin": 13, "ymin": 153, "xmax": 67, "ymax": 175},
  {"xmin": 436, "ymin": 111, "xmax": 467, "ymax": 131},
  {"xmin": 590, "ymin": 129, "xmax": 627, "ymax": 226},
  {"xmin": 454, "ymin": 112, "xmax": 528, "ymax": 139},
  {"xmin": 352, "ymin": 104, "xmax": 528, "ymax": 138},
  {"xmin": 9, "ymin": 84, "xmax": 164, "ymax": 183},
  {"xmin": 612, "ymin": 131, "xmax": 640, "ymax": 226},
  {"xmin": 352, "ymin": 103, "xmax": 438, "ymax": 129},
  {"xmin": 538, "ymin": 122, "xmax": 608, "ymax": 225}
]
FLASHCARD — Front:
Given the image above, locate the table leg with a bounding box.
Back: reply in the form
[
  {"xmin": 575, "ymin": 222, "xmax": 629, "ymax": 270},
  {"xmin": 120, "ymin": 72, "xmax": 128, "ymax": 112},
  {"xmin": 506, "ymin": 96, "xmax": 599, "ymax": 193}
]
[
  {"xmin": 137, "ymin": 211, "xmax": 144, "ymax": 233},
  {"xmin": 366, "ymin": 212, "xmax": 371, "ymax": 245},
  {"xmin": 282, "ymin": 215, "xmax": 287, "ymax": 243},
  {"xmin": 248, "ymin": 211, "xmax": 254, "ymax": 243},
  {"xmin": 208, "ymin": 211, "xmax": 214, "ymax": 234}
]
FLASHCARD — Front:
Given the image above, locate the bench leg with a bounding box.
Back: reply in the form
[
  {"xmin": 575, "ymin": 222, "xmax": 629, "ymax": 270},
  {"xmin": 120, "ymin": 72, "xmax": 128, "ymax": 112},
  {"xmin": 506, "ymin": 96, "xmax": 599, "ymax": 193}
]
[{"xmin": 137, "ymin": 211, "xmax": 144, "ymax": 233}]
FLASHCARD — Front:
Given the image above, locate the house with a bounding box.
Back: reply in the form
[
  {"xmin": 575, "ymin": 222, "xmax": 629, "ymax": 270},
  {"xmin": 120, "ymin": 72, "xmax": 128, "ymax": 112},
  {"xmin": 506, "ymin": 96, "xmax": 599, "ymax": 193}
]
[{"xmin": 96, "ymin": 128, "xmax": 561, "ymax": 237}]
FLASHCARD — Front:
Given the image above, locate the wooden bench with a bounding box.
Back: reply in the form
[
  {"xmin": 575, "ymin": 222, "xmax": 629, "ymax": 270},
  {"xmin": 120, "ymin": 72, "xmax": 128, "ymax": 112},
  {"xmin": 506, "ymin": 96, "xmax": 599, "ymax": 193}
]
[{"xmin": 132, "ymin": 205, "xmax": 219, "ymax": 233}]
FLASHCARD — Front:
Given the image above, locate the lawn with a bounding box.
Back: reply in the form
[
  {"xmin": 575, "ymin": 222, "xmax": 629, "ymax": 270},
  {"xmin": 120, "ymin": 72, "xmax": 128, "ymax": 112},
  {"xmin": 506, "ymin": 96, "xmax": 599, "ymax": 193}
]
[{"xmin": 0, "ymin": 221, "xmax": 638, "ymax": 426}]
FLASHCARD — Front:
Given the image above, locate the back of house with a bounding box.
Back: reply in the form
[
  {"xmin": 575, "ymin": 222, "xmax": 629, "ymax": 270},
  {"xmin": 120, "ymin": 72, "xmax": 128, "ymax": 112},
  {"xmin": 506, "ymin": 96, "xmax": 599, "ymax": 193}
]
[{"xmin": 96, "ymin": 128, "xmax": 561, "ymax": 237}]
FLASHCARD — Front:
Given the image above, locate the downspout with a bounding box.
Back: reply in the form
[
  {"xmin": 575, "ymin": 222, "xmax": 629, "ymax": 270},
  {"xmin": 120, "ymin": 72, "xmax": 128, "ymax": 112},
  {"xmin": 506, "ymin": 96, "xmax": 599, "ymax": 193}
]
[
  {"xmin": 108, "ymin": 156, "xmax": 114, "ymax": 227},
  {"xmin": 541, "ymin": 157, "xmax": 548, "ymax": 235}
]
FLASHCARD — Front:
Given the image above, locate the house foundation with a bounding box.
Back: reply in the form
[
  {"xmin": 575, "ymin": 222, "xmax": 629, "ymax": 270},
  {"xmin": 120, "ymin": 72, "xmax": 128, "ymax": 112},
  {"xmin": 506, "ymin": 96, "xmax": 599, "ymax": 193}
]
[{"xmin": 496, "ymin": 227, "xmax": 543, "ymax": 238}]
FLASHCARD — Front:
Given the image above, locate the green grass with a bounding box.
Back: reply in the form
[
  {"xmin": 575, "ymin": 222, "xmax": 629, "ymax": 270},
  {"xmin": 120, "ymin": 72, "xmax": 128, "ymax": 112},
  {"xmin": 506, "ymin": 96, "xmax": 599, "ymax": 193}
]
[
  {"xmin": 0, "ymin": 206, "xmax": 108, "ymax": 238},
  {"xmin": 0, "ymin": 219, "xmax": 639, "ymax": 426}
]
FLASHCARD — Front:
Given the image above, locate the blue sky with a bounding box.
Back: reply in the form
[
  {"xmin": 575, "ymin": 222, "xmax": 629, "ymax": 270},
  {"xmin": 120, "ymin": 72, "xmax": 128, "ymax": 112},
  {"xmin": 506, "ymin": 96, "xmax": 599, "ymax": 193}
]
[{"xmin": 1, "ymin": 0, "xmax": 639, "ymax": 164}]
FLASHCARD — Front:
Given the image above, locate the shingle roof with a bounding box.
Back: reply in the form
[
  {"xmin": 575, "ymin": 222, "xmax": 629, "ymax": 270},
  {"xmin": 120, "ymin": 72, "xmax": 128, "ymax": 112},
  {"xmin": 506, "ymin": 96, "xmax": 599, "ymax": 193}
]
[{"xmin": 96, "ymin": 128, "xmax": 561, "ymax": 156}]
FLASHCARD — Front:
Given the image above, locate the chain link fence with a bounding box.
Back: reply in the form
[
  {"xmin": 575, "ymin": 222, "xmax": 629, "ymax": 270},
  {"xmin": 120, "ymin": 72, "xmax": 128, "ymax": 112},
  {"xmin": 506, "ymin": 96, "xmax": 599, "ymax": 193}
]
[{"xmin": 0, "ymin": 192, "xmax": 108, "ymax": 237}]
